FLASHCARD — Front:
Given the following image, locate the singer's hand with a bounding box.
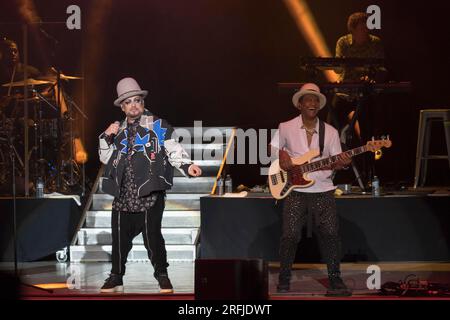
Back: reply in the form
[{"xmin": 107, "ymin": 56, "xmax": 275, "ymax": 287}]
[
  {"xmin": 105, "ymin": 122, "xmax": 120, "ymax": 136},
  {"xmin": 188, "ymin": 164, "xmax": 202, "ymax": 177}
]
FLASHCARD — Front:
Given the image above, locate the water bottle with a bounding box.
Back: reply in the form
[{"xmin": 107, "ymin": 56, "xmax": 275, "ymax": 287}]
[
  {"xmin": 372, "ymin": 176, "xmax": 380, "ymax": 197},
  {"xmin": 36, "ymin": 177, "xmax": 44, "ymax": 198},
  {"xmin": 217, "ymin": 176, "xmax": 224, "ymax": 196},
  {"xmin": 225, "ymin": 174, "xmax": 233, "ymax": 193}
]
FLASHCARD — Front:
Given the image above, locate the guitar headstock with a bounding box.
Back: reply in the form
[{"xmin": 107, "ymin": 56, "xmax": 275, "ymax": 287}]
[{"xmin": 366, "ymin": 135, "xmax": 392, "ymax": 152}]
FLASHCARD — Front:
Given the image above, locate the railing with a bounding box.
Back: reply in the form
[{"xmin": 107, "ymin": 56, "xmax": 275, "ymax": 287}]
[
  {"xmin": 210, "ymin": 128, "xmax": 236, "ymax": 195},
  {"xmin": 70, "ymin": 165, "xmax": 105, "ymax": 246}
]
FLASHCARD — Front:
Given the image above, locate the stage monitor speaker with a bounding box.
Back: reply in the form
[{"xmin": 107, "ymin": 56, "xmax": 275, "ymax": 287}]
[{"xmin": 195, "ymin": 259, "xmax": 268, "ymax": 300}]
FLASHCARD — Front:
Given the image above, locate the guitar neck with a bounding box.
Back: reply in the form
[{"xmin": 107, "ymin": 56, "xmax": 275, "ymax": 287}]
[{"xmin": 298, "ymin": 145, "xmax": 369, "ymax": 173}]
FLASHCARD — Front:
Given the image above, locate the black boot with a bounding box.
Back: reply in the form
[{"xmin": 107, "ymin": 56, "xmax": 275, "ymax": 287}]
[
  {"xmin": 326, "ymin": 276, "xmax": 352, "ymax": 297},
  {"xmin": 100, "ymin": 273, "xmax": 124, "ymax": 293},
  {"xmin": 277, "ymin": 270, "xmax": 291, "ymax": 293},
  {"xmin": 154, "ymin": 271, "xmax": 173, "ymax": 293}
]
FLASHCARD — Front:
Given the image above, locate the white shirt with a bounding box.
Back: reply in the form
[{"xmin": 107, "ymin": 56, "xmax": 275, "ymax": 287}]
[{"xmin": 270, "ymin": 115, "xmax": 342, "ymax": 193}]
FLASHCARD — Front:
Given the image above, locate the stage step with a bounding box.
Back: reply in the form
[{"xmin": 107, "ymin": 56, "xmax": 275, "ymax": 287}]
[
  {"xmin": 169, "ymin": 177, "xmax": 215, "ymax": 193},
  {"xmin": 85, "ymin": 210, "xmax": 201, "ymax": 228},
  {"xmin": 77, "ymin": 228, "xmax": 199, "ymax": 245},
  {"xmin": 180, "ymin": 143, "xmax": 225, "ymax": 151},
  {"xmin": 179, "ymin": 145, "xmax": 226, "ymax": 163},
  {"xmin": 91, "ymin": 193, "xmax": 208, "ymax": 211},
  {"xmin": 174, "ymin": 126, "xmax": 233, "ymax": 139},
  {"xmin": 98, "ymin": 178, "xmax": 215, "ymax": 194},
  {"xmin": 70, "ymin": 244, "xmax": 196, "ymax": 262}
]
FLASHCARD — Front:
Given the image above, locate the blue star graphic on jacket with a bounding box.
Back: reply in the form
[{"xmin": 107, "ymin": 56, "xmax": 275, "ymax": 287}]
[
  {"xmin": 119, "ymin": 119, "xmax": 167, "ymax": 154},
  {"xmin": 134, "ymin": 132, "xmax": 150, "ymax": 152},
  {"xmin": 152, "ymin": 119, "xmax": 167, "ymax": 146},
  {"xmin": 120, "ymin": 130, "xmax": 128, "ymax": 154},
  {"xmin": 120, "ymin": 130, "xmax": 150, "ymax": 154}
]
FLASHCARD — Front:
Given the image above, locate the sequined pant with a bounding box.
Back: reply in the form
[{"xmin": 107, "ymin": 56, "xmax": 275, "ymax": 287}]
[{"xmin": 279, "ymin": 190, "xmax": 342, "ymax": 281}]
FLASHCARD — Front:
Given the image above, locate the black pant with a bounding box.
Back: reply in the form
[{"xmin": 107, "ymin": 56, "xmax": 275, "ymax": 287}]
[
  {"xmin": 110, "ymin": 192, "xmax": 169, "ymax": 276},
  {"xmin": 279, "ymin": 191, "xmax": 342, "ymax": 281}
]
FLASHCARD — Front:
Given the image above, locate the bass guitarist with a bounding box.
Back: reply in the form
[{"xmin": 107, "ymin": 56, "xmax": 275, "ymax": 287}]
[{"xmin": 269, "ymin": 83, "xmax": 352, "ymax": 296}]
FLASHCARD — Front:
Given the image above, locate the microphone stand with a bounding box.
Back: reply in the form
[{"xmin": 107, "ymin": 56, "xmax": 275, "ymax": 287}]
[
  {"xmin": 64, "ymin": 95, "xmax": 88, "ymax": 192},
  {"xmin": 41, "ymin": 23, "xmax": 87, "ymax": 195},
  {"xmin": 32, "ymin": 89, "xmax": 58, "ymax": 112},
  {"xmin": 40, "ymin": 24, "xmax": 63, "ymax": 192},
  {"xmin": 7, "ymin": 129, "xmax": 51, "ymax": 293},
  {"xmin": 32, "ymin": 89, "xmax": 58, "ymax": 184},
  {"xmin": 55, "ymin": 69, "xmax": 62, "ymax": 192}
]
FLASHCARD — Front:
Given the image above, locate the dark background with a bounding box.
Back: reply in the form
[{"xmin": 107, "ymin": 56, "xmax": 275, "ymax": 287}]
[{"xmin": 1, "ymin": 0, "xmax": 449, "ymax": 189}]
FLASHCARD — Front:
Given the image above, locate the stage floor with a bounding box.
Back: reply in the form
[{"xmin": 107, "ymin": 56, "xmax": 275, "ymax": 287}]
[{"xmin": 1, "ymin": 261, "xmax": 449, "ymax": 299}]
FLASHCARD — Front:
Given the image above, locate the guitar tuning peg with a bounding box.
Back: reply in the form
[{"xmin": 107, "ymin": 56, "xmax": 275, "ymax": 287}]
[
  {"xmin": 371, "ymin": 136, "xmax": 375, "ymax": 141},
  {"xmin": 387, "ymin": 134, "xmax": 390, "ymax": 140}
]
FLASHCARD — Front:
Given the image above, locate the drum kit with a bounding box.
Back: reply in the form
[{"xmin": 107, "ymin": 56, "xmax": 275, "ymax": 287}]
[{"xmin": 0, "ymin": 72, "xmax": 85, "ymax": 195}]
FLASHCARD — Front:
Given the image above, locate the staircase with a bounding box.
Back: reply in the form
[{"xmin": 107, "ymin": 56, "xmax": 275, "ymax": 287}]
[{"xmin": 70, "ymin": 127, "xmax": 233, "ymax": 262}]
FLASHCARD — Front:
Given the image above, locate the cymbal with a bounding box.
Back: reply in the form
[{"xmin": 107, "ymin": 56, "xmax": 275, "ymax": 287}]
[
  {"xmin": 2, "ymin": 78, "xmax": 53, "ymax": 87},
  {"xmin": 39, "ymin": 73, "xmax": 83, "ymax": 81},
  {"xmin": 61, "ymin": 74, "xmax": 83, "ymax": 80}
]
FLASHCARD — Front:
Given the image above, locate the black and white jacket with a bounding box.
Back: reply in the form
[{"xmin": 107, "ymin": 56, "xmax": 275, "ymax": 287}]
[{"xmin": 98, "ymin": 110, "xmax": 192, "ymax": 198}]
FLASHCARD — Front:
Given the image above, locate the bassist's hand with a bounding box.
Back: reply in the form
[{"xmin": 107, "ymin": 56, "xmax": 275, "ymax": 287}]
[
  {"xmin": 332, "ymin": 153, "xmax": 352, "ymax": 170},
  {"xmin": 279, "ymin": 149, "xmax": 294, "ymax": 171}
]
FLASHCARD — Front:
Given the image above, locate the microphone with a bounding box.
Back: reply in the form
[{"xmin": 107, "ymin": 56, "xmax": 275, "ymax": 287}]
[{"xmin": 106, "ymin": 121, "xmax": 121, "ymax": 144}]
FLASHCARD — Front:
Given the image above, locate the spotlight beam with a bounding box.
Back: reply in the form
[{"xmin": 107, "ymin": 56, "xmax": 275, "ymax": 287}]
[{"xmin": 283, "ymin": 0, "xmax": 339, "ymax": 82}]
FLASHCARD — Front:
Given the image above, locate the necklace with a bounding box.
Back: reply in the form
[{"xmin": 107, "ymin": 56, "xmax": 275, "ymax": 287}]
[
  {"xmin": 303, "ymin": 126, "xmax": 316, "ymax": 136},
  {"xmin": 300, "ymin": 116, "xmax": 317, "ymax": 136}
]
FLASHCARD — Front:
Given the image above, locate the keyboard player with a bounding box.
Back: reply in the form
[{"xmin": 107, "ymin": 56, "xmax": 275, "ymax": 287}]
[{"xmin": 329, "ymin": 12, "xmax": 387, "ymax": 144}]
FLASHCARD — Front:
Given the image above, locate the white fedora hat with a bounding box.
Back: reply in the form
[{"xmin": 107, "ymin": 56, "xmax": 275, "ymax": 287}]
[
  {"xmin": 292, "ymin": 83, "xmax": 327, "ymax": 110},
  {"xmin": 114, "ymin": 77, "xmax": 148, "ymax": 106}
]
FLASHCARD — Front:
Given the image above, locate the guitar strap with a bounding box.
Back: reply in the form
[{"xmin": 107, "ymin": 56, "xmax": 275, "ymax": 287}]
[{"xmin": 319, "ymin": 119, "xmax": 325, "ymax": 157}]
